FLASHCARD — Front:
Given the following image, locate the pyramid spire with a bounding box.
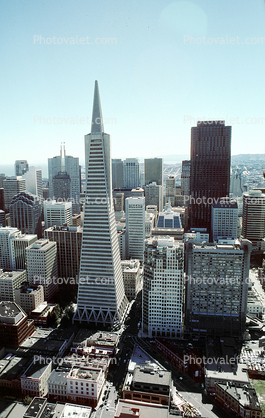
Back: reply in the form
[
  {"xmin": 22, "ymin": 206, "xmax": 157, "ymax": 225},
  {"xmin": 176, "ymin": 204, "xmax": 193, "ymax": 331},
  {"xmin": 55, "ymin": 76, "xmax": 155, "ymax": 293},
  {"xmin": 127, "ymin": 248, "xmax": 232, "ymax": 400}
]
[{"xmin": 91, "ymin": 80, "xmax": 104, "ymax": 134}]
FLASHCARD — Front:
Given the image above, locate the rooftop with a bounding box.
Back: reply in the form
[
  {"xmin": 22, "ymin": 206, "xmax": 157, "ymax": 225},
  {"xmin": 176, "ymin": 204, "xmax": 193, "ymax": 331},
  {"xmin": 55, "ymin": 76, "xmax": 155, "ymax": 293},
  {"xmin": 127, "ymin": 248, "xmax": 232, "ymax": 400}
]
[
  {"xmin": 132, "ymin": 364, "xmax": 171, "ymax": 387},
  {"xmin": 68, "ymin": 367, "xmax": 100, "ymax": 381},
  {"xmin": 115, "ymin": 399, "xmax": 169, "ymax": 418},
  {"xmin": 217, "ymin": 383, "xmax": 261, "ymax": 410},
  {"xmin": 22, "ymin": 360, "xmax": 51, "ymax": 379}
]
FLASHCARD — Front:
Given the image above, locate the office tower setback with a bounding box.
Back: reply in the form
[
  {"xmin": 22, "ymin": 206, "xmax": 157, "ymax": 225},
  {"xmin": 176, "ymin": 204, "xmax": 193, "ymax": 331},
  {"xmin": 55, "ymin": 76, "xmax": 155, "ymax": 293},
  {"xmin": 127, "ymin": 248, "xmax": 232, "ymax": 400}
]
[
  {"xmin": 48, "ymin": 144, "xmax": 80, "ymax": 213},
  {"xmin": 211, "ymin": 198, "xmax": 238, "ymax": 241},
  {"xmin": 22, "ymin": 166, "xmax": 43, "ymax": 200},
  {"xmin": 44, "ymin": 200, "xmax": 72, "ymax": 228},
  {"xmin": 0, "ymin": 269, "xmax": 27, "ymax": 302},
  {"xmin": 3, "ymin": 176, "xmax": 26, "ymax": 211},
  {"xmin": 144, "ymin": 158, "xmax": 163, "ymax": 186},
  {"xmin": 10, "ymin": 192, "xmax": 42, "ymax": 238},
  {"xmin": 123, "ymin": 158, "xmax": 140, "ymax": 189},
  {"xmin": 74, "ymin": 80, "xmax": 128, "ymax": 326},
  {"xmin": 189, "ymin": 122, "xmax": 231, "ymax": 231},
  {"xmin": 142, "ymin": 237, "xmax": 184, "ymax": 338},
  {"xmin": 26, "ymin": 239, "xmax": 58, "ymax": 301},
  {"xmin": 242, "ymin": 190, "xmax": 265, "ymax": 250},
  {"xmin": 185, "ymin": 239, "xmax": 251, "ymax": 337},
  {"xmin": 144, "ymin": 182, "xmax": 163, "ymax": 212},
  {"xmin": 112, "ymin": 159, "xmax": 124, "ymax": 189},
  {"xmin": 181, "ymin": 160, "xmax": 191, "ymax": 199},
  {"xmin": 15, "ymin": 160, "xmax": 29, "ymax": 176},
  {"xmin": 125, "ymin": 196, "xmax": 145, "ymax": 261}
]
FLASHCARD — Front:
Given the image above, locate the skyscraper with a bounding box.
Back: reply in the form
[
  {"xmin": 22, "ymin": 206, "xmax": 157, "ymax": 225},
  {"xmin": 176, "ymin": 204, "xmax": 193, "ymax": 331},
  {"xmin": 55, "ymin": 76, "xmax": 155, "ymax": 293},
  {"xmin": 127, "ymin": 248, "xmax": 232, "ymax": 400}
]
[
  {"xmin": 165, "ymin": 176, "xmax": 176, "ymax": 204},
  {"xmin": 211, "ymin": 198, "xmax": 238, "ymax": 241},
  {"xmin": 74, "ymin": 81, "xmax": 128, "ymax": 326},
  {"xmin": 123, "ymin": 158, "xmax": 140, "ymax": 189},
  {"xmin": 112, "ymin": 159, "xmax": 124, "ymax": 189},
  {"xmin": 189, "ymin": 121, "xmax": 231, "ymax": 231},
  {"xmin": 181, "ymin": 160, "xmax": 190, "ymax": 200},
  {"xmin": 125, "ymin": 196, "xmax": 145, "ymax": 261},
  {"xmin": 22, "ymin": 166, "xmax": 43, "ymax": 200},
  {"xmin": 9, "ymin": 192, "xmax": 42, "ymax": 238},
  {"xmin": 142, "ymin": 237, "xmax": 184, "ymax": 338},
  {"xmin": 3, "ymin": 177, "xmax": 26, "ymax": 211},
  {"xmin": 26, "ymin": 239, "xmax": 58, "ymax": 301},
  {"xmin": 185, "ymin": 239, "xmax": 251, "ymax": 337},
  {"xmin": 144, "ymin": 158, "xmax": 163, "ymax": 186},
  {"xmin": 0, "ymin": 227, "xmax": 37, "ymax": 270},
  {"xmin": 48, "ymin": 144, "xmax": 80, "ymax": 214},
  {"xmin": 144, "ymin": 182, "xmax": 162, "ymax": 212},
  {"xmin": 44, "ymin": 200, "xmax": 72, "ymax": 228},
  {"xmin": 15, "ymin": 160, "xmax": 29, "ymax": 176},
  {"xmin": 242, "ymin": 190, "xmax": 265, "ymax": 250}
]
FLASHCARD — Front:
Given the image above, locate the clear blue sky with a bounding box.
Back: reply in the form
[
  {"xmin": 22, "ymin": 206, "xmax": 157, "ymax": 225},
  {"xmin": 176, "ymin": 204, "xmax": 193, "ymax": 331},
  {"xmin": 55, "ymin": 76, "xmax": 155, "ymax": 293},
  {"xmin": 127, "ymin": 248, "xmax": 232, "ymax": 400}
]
[{"xmin": 1, "ymin": 0, "xmax": 265, "ymax": 172}]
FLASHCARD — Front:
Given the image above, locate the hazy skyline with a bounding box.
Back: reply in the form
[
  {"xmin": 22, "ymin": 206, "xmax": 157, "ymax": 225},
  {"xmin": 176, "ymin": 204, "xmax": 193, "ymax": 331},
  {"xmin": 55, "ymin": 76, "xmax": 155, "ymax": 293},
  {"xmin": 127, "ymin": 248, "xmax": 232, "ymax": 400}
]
[{"xmin": 1, "ymin": 0, "xmax": 265, "ymax": 167}]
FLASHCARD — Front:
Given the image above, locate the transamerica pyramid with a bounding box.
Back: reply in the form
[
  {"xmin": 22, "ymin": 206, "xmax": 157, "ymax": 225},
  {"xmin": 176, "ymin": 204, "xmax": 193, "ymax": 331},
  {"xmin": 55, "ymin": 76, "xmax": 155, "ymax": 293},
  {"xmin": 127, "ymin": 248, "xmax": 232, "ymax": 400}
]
[{"xmin": 73, "ymin": 81, "xmax": 128, "ymax": 326}]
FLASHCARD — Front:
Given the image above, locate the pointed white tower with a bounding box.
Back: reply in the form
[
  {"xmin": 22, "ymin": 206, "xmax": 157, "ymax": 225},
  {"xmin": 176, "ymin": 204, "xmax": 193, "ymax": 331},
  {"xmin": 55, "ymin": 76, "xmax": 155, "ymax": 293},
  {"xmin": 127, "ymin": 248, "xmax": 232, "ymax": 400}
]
[{"xmin": 73, "ymin": 81, "xmax": 128, "ymax": 326}]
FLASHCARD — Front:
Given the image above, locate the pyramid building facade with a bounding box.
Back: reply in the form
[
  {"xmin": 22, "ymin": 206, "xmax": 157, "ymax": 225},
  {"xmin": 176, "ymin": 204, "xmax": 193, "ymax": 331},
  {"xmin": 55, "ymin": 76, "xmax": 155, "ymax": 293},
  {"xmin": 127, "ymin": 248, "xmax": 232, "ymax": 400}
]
[{"xmin": 74, "ymin": 81, "xmax": 128, "ymax": 326}]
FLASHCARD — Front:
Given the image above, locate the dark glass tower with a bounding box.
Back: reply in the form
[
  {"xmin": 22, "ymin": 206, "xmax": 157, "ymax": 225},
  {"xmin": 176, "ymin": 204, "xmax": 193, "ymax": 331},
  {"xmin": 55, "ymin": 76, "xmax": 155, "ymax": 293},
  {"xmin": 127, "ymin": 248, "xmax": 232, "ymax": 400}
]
[{"xmin": 189, "ymin": 121, "xmax": 231, "ymax": 232}]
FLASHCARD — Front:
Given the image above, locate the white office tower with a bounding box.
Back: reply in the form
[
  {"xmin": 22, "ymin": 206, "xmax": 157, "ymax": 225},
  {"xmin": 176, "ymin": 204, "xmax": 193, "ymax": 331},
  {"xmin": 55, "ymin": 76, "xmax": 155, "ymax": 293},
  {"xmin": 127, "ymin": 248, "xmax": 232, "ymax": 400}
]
[
  {"xmin": 211, "ymin": 198, "xmax": 238, "ymax": 241},
  {"xmin": 26, "ymin": 239, "xmax": 58, "ymax": 300},
  {"xmin": 123, "ymin": 158, "xmax": 140, "ymax": 189},
  {"xmin": 144, "ymin": 182, "xmax": 163, "ymax": 212},
  {"xmin": 242, "ymin": 190, "xmax": 265, "ymax": 251},
  {"xmin": 0, "ymin": 227, "xmax": 19, "ymax": 269},
  {"xmin": 15, "ymin": 160, "xmax": 29, "ymax": 176},
  {"xmin": 0, "ymin": 269, "xmax": 27, "ymax": 302},
  {"xmin": 142, "ymin": 237, "xmax": 184, "ymax": 338},
  {"xmin": 48, "ymin": 144, "xmax": 80, "ymax": 214},
  {"xmin": 0, "ymin": 227, "xmax": 37, "ymax": 270},
  {"xmin": 3, "ymin": 176, "xmax": 26, "ymax": 211},
  {"xmin": 44, "ymin": 200, "xmax": 72, "ymax": 228},
  {"xmin": 74, "ymin": 81, "xmax": 128, "ymax": 326},
  {"xmin": 22, "ymin": 166, "xmax": 43, "ymax": 200},
  {"xmin": 125, "ymin": 197, "xmax": 145, "ymax": 261}
]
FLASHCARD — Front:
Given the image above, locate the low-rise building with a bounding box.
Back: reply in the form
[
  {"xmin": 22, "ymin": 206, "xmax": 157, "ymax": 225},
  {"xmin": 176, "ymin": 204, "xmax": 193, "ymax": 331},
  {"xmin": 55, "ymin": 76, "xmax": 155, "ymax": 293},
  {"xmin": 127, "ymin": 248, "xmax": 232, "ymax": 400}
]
[
  {"xmin": 0, "ymin": 354, "xmax": 32, "ymax": 397},
  {"xmin": 215, "ymin": 383, "xmax": 262, "ymax": 418},
  {"xmin": 67, "ymin": 366, "xmax": 105, "ymax": 408},
  {"xmin": 23, "ymin": 397, "xmax": 92, "ymax": 418},
  {"xmin": 205, "ymin": 363, "xmax": 249, "ymax": 395},
  {"xmin": 122, "ymin": 363, "xmax": 171, "ymax": 406},
  {"xmin": 21, "ymin": 360, "xmax": 52, "ymax": 398},
  {"xmin": 47, "ymin": 363, "xmax": 71, "ymax": 402},
  {"xmin": 0, "ymin": 301, "xmax": 34, "ymax": 346}
]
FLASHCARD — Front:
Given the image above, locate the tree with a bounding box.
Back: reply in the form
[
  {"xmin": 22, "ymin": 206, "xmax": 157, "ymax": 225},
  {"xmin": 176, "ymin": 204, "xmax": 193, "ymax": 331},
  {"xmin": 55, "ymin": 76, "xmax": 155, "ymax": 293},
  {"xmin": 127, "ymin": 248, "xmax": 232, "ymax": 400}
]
[{"xmin": 23, "ymin": 395, "xmax": 32, "ymax": 405}]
